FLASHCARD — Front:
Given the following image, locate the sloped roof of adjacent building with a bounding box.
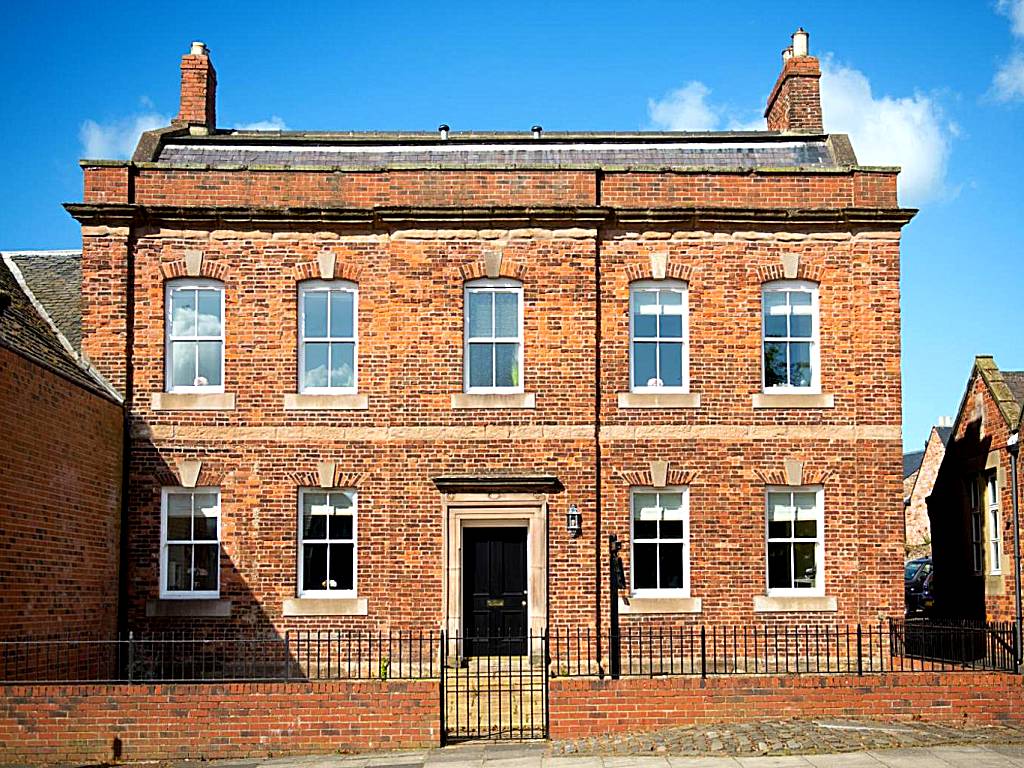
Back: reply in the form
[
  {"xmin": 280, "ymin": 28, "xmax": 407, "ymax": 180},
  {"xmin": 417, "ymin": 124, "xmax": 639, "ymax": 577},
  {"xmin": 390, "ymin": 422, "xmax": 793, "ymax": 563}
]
[
  {"xmin": 903, "ymin": 450, "xmax": 925, "ymax": 479},
  {"xmin": 0, "ymin": 254, "xmax": 118, "ymax": 402},
  {"xmin": 5, "ymin": 250, "xmax": 82, "ymax": 350},
  {"xmin": 1005, "ymin": 371, "xmax": 1024, "ymax": 412},
  {"xmin": 149, "ymin": 131, "xmax": 860, "ymax": 171},
  {"xmin": 935, "ymin": 425, "xmax": 953, "ymax": 446}
]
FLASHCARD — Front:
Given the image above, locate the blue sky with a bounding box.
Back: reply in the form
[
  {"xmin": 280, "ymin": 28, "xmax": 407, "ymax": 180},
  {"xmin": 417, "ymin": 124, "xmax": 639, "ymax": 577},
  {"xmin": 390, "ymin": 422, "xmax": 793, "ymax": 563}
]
[{"xmin": 2, "ymin": 1, "xmax": 1022, "ymax": 449}]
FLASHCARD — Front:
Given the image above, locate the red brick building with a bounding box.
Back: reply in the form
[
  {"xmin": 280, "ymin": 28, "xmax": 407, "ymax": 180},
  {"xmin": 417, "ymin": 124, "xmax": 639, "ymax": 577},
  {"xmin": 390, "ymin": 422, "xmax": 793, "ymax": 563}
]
[
  {"xmin": 929, "ymin": 356, "xmax": 1024, "ymax": 622},
  {"xmin": 903, "ymin": 420, "xmax": 952, "ymax": 558},
  {"xmin": 66, "ymin": 30, "xmax": 913, "ymax": 643},
  {"xmin": 0, "ymin": 252, "xmax": 123, "ymax": 639}
]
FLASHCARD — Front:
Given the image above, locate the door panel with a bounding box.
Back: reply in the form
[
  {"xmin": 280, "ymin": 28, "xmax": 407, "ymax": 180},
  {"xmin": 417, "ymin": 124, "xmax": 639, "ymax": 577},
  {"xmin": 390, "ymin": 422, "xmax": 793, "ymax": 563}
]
[{"xmin": 463, "ymin": 527, "xmax": 528, "ymax": 655}]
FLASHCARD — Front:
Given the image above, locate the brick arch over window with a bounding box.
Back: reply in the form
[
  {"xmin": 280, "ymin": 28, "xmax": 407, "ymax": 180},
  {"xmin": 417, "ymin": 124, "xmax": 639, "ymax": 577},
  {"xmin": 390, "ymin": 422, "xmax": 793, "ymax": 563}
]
[
  {"xmin": 625, "ymin": 262, "xmax": 692, "ymax": 284},
  {"xmin": 289, "ymin": 469, "xmax": 368, "ymax": 489},
  {"xmin": 159, "ymin": 256, "xmax": 229, "ymax": 282},
  {"xmin": 292, "ymin": 257, "xmax": 363, "ymax": 283},
  {"xmin": 153, "ymin": 462, "xmax": 227, "ymax": 488},
  {"xmin": 757, "ymin": 262, "xmax": 825, "ymax": 284},
  {"xmin": 617, "ymin": 468, "xmax": 698, "ymax": 487},
  {"xmin": 459, "ymin": 256, "xmax": 528, "ymax": 282},
  {"xmin": 753, "ymin": 465, "xmax": 834, "ymax": 486}
]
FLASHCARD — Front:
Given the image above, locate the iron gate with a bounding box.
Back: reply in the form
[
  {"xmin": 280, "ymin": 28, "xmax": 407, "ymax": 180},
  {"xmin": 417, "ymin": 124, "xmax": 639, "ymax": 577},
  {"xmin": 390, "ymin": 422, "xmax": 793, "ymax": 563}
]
[{"xmin": 440, "ymin": 631, "xmax": 548, "ymax": 743}]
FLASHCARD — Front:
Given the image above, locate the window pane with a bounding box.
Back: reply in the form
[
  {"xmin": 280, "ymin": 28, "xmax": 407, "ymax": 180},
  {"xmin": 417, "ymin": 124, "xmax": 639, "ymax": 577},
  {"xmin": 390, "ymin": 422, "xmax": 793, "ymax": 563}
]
[
  {"xmin": 170, "ymin": 290, "xmax": 196, "ymax": 336},
  {"xmin": 303, "ymin": 543, "xmax": 328, "ymax": 591},
  {"xmin": 768, "ymin": 520, "xmax": 791, "ymax": 538},
  {"xmin": 171, "ymin": 341, "xmax": 196, "ymax": 388},
  {"xmin": 632, "ymin": 291, "xmax": 658, "ymax": 338},
  {"xmin": 633, "ymin": 543, "xmax": 658, "ymax": 589},
  {"xmin": 469, "ymin": 343, "xmax": 493, "ymax": 388},
  {"xmin": 794, "ymin": 519, "xmax": 817, "ymax": 538},
  {"xmin": 330, "ymin": 290, "xmax": 354, "ymax": 338},
  {"xmin": 494, "ymin": 292, "xmax": 518, "ymax": 337},
  {"xmin": 197, "ymin": 290, "xmax": 221, "ymax": 336},
  {"xmin": 793, "ymin": 492, "xmax": 817, "ymax": 512},
  {"xmin": 790, "ymin": 290, "xmax": 812, "ymax": 306},
  {"xmin": 661, "ymin": 492, "xmax": 684, "ymax": 514},
  {"xmin": 632, "ymin": 492, "xmax": 658, "ymax": 518},
  {"xmin": 328, "ymin": 492, "xmax": 353, "ymax": 511},
  {"xmin": 192, "ymin": 544, "xmax": 218, "ymax": 591},
  {"xmin": 658, "ymin": 543, "xmax": 684, "ymax": 590},
  {"xmin": 166, "ymin": 494, "xmax": 192, "ymax": 540},
  {"xmin": 494, "ymin": 343, "xmax": 518, "ymax": 387},
  {"xmin": 304, "ymin": 291, "xmax": 328, "ymax": 338},
  {"xmin": 303, "ymin": 511, "xmax": 327, "ymax": 540},
  {"xmin": 659, "ymin": 342, "xmax": 683, "ymax": 387},
  {"xmin": 633, "ymin": 520, "xmax": 658, "ymax": 540},
  {"xmin": 790, "ymin": 312, "xmax": 812, "ymax": 339},
  {"xmin": 193, "ymin": 496, "xmax": 218, "ymax": 540},
  {"xmin": 660, "ymin": 520, "xmax": 684, "ymax": 539},
  {"xmin": 764, "ymin": 342, "xmax": 788, "ymax": 387},
  {"xmin": 793, "ymin": 543, "xmax": 816, "ymax": 588},
  {"xmin": 767, "ymin": 542, "xmax": 792, "ymax": 589},
  {"xmin": 166, "ymin": 544, "xmax": 191, "ymax": 591},
  {"xmin": 197, "ymin": 341, "xmax": 222, "ymax": 387},
  {"xmin": 330, "ymin": 342, "xmax": 355, "ymax": 388},
  {"xmin": 789, "ymin": 342, "xmax": 812, "ymax": 387},
  {"xmin": 468, "ymin": 291, "xmax": 492, "ymax": 338},
  {"xmin": 633, "ymin": 342, "xmax": 658, "ymax": 387},
  {"xmin": 303, "ymin": 491, "xmax": 327, "ymax": 515},
  {"xmin": 329, "ymin": 514, "xmax": 353, "ymax": 540},
  {"xmin": 763, "ymin": 292, "xmax": 787, "ymax": 337},
  {"xmin": 303, "ymin": 343, "xmax": 329, "ymax": 389},
  {"xmin": 330, "ymin": 543, "xmax": 355, "ymax": 591},
  {"xmin": 659, "ymin": 291, "xmax": 683, "ymax": 337}
]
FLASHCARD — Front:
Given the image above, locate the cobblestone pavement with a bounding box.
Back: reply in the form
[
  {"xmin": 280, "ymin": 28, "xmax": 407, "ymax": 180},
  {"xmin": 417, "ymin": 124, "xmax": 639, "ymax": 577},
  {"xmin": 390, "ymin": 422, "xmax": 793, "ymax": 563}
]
[{"xmin": 195, "ymin": 720, "xmax": 1024, "ymax": 768}]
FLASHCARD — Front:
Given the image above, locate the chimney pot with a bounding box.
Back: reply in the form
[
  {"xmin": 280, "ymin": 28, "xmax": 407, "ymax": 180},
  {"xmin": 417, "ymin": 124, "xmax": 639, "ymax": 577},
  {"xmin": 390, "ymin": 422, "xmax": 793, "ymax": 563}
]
[
  {"xmin": 438, "ymin": 124, "xmax": 450, "ymax": 140},
  {"xmin": 190, "ymin": 41, "xmax": 208, "ymax": 56},
  {"xmin": 782, "ymin": 46, "xmax": 793, "ymax": 63},
  {"xmin": 791, "ymin": 27, "xmax": 809, "ymax": 57},
  {"xmin": 531, "ymin": 125, "xmax": 543, "ymax": 139}
]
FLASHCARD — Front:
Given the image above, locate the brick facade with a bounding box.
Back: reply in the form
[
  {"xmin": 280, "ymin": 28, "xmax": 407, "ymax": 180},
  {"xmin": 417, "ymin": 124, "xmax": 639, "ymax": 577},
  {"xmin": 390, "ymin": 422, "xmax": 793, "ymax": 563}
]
[
  {"xmin": 0, "ymin": 345, "xmax": 123, "ymax": 639},
  {"xmin": 904, "ymin": 426, "xmax": 948, "ymax": 554},
  {"xmin": 65, "ymin": 34, "xmax": 913, "ymax": 640}
]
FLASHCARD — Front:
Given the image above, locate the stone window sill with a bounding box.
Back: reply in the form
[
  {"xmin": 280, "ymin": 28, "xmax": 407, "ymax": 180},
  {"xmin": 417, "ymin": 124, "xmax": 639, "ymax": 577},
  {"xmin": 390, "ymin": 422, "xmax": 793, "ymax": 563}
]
[
  {"xmin": 282, "ymin": 597, "xmax": 368, "ymax": 616},
  {"xmin": 752, "ymin": 393, "xmax": 835, "ymax": 409},
  {"xmin": 617, "ymin": 392, "xmax": 700, "ymax": 409},
  {"xmin": 451, "ymin": 393, "xmax": 536, "ymax": 410},
  {"xmin": 146, "ymin": 598, "xmax": 232, "ymax": 617},
  {"xmin": 151, "ymin": 392, "xmax": 237, "ymax": 411},
  {"xmin": 753, "ymin": 595, "xmax": 837, "ymax": 613},
  {"xmin": 283, "ymin": 393, "xmax": 369, "ymax": 411},
  {"xmin": 619, "ymin": 596, "xmax": 702, "ymax": 615}
]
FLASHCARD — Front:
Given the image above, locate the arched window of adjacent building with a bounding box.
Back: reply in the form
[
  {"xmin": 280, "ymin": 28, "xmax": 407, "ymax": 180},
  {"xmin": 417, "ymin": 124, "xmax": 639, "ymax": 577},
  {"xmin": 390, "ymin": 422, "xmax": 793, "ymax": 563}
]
[
  {"xmin": 298, "ymin": 280, "xmax": 358, "ymax": 393},
  {"xmin": 464, "ymin": 278, "xmax": 523, "ymax": 393},
  {"xmin": 630, "ymin": 280, "xmax": 688, "ymax": 392},
  {"xmin": 761, "ymin": 280, "xmax": 819, "ymax": 392},
  {"xmin": 165, "ymin": 278, "xmax": 225, "ymax": 393}
]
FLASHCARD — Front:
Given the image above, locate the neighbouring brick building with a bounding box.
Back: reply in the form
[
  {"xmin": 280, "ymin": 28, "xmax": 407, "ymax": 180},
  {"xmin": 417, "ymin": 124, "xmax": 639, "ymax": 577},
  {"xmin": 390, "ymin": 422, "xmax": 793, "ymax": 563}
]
[
  {"xmin": 903, "ymin": 419, "xmax": 952, "ymax": 558},
  {"xmin": 929, "ymin": 356, "xmax": 1024, "ymax": 622},
  {"xmin": 0, "ymin": 252, "xmax": 123, "ymax": 639},
  {"xmin": 65, "ymin": 29, "xmax": 914, "ymax": 644}
]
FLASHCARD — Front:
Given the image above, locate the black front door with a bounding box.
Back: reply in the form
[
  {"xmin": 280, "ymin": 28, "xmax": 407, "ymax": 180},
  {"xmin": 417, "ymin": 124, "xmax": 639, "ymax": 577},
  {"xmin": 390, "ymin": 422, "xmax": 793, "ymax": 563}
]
[{"xmin": 462, "ymin": 527, "xmax": 528, "ymax": 655}]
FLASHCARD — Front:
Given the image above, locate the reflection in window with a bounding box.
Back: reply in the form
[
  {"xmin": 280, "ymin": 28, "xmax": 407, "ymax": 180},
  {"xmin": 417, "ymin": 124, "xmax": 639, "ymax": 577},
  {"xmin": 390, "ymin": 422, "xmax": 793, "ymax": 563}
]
[
  {"xmin": 465, "ymin": 279, "xmax": 523, "ymax": 392},
  {"xmin": 299, "ymin": 281, "xmax": 357, "ymax": 393},
  {"xmin": 166, "ymin": 280, "xmax": 224, "ymax": 392},
  {"xmin": 298, "ymin": 489, "xmax": 356, "ymax": 596},
  {"xmin": 630, "ymin": 281, "xmax": 688, "ymax": 391},
  {"xmin": 631, "ymin": 488, "xmax": 689, "ymax": 595},
  {"xmin": 762, "ymin": 281, "xmax": 818, "ymax": 391},
  {"xmin": 162, "ymin": 488, "xmax": 220, "ymax": 597},
  {"xmin": 766, "ymin": 487, "xmax": 823, "ymax": 595}
]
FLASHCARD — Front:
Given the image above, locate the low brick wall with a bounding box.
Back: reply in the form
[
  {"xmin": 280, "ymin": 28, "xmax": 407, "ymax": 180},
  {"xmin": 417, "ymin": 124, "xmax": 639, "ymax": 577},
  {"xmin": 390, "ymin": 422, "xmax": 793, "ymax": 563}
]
[
  {"xmin": 549, "ymin": 672, "xmax": 1024, "ymax": 739},
  {"xmin": 0, "ymin": 680, "xmax": 438, "ymax": 764}
]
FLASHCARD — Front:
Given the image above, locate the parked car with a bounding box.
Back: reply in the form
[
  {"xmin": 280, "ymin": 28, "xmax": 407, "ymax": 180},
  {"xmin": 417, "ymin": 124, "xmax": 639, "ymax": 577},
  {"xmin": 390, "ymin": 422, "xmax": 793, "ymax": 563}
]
[{"xmin": 905, "ymin": 557, "xmax": 933, "ymax": 616}]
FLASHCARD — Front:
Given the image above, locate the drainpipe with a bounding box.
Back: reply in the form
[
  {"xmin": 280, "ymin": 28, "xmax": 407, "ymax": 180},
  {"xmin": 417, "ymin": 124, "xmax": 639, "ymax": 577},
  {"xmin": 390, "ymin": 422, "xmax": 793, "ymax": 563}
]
[{"xmin": 1007, "ymin": 431, "xmax": 1021, "ymax": 672}]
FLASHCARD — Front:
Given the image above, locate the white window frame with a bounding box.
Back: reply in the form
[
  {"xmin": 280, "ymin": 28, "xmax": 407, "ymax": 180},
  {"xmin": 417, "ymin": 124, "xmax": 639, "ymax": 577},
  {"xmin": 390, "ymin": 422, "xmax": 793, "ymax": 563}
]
[
  {"xmin": 985, "ymin": 473, "xmax": 1002, "ymax": 575},
  {"xmin": 761, "ymin": 280, "xmax": 820, "ymax": 394},
  {"xmin": 969, "ymin": 478, "xmax": 984, "ymax": 575},
  {"xmin": 165, "ymin": 278, "xmax": 225, "ymax": 394},
  {"xmin": 297, "ymin": 488, "xmax": 358, "ymax": 599},
  {"xmin": 629, "ymin": 280, "xmax": 689, "ymax": 393},
  {"xmin": 298, "ymin": 280, "xmax": 359, "ymax": 394},
  {"xmin": 160, "ymin": 487, "xmax": 221, "ymax": 600},
  {"xmin": 765, "ymin": 486, "xmax": 825, "ymax": 597},
  {"xmin": 463, "ymin": 278, "xmax": 524, "ymax": 394},
  {"xmin": 629, "ymin": 486, "xmax": 690, "ymax": 598}
]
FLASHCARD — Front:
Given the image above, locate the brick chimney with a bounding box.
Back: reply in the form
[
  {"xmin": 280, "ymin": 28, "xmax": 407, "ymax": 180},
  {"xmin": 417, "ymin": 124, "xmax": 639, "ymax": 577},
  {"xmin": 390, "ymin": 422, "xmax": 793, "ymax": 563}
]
[
  {"xmin": 764, "ymin": 28, "xmax": 823, "ymax": 133},
  {"xmin": 173, "ymin": 41, "xmax": 216, "ymax": 134}
]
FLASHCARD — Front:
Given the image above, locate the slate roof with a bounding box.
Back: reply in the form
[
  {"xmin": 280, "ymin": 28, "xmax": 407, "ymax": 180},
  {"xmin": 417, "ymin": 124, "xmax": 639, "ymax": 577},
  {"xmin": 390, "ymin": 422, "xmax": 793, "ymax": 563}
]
[
  {"xmin": 5, "ymin": 250, "xmax": 82, "ymax": 350},
  {"xmin": 935, "ymin": 426, "xmax": 953, "ymax": 446},
  {"xmin": 0, "ymin": 255, "xmax": 116, "ymax": 401},
  {"xmin": 903, "ymin": 450, "xmax": 925, "ymax": 479},
  {"xmin": 154, "ymin": 132, "xmax": 844, "ymax": 171},
  {"xmin": 1005, "ymin": 372, "xmax": 1024, "ymax": 410}
]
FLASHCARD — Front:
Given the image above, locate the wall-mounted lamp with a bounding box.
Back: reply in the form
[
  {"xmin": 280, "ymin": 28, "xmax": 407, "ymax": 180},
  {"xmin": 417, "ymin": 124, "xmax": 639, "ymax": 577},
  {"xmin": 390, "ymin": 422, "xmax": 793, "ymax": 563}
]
[{"xmin": 566, "ymin": 504, "xmax": 582, "ymax": 538}]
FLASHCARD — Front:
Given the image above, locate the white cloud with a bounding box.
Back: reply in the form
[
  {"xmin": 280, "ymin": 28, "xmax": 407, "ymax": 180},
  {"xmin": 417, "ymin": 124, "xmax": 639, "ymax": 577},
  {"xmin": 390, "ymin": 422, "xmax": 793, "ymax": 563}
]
[
  {"xmin": 819, "ymin": 59, "xmax": 954, "ymax": 204},
  {"xmin": 645, "ymin": 58, "xmax": 955, "ymax": 205},
  {"xmin": 992, "ymin": 52, "xmax": 1024, "ymax": 100},
  {"xmin": 233, "ymin": 116, "xmax": 289, "ymax": 131},
  {"xmin": 997, "ymin": 0, "xmax": 1024, "ymax": 38},
  {"xmin": 647, "ymin": 82, "xmax": 721, "ymax": 132},
  {"xmin": 79, "ymin": 112, "xmax": 169, "ymax": 159}
]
